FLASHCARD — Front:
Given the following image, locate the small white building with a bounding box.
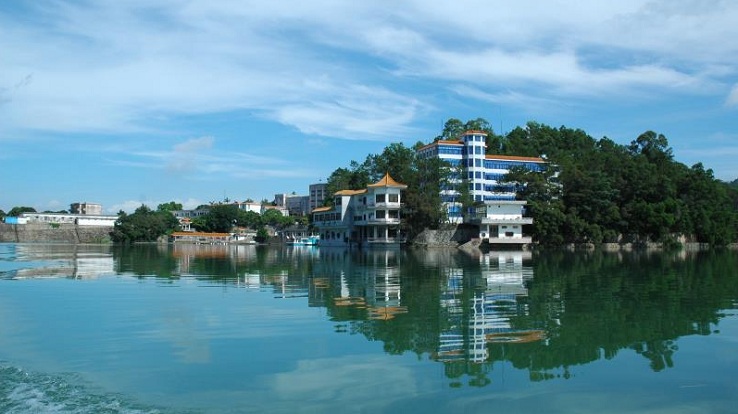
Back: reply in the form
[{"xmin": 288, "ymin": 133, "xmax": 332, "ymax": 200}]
[{"xmin": 469, "ymin": 201, "xmax": 533, "ymax": 245}]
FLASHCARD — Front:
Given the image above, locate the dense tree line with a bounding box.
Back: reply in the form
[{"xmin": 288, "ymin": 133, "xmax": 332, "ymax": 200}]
[
  {"xmin": 111, "ymin": 204, "xmax": 180, "ymax": 243},
  {"xmin": 189, "ymin": 203, "xmax": 305, "ymax": 233},
  {"xmin": 110, "ymin": 201, "xmax": 308, "ymax": 243},
  {"xmin": 326, "ymin": 118, "xmax": 738, "ymax": 246},
  {"xmin": 504, "ymin": 123, "xmax": 738, "ymax": 245}
]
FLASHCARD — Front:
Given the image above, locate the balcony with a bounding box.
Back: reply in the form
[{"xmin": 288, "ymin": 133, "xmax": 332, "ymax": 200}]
[
  {"xmin": 362, "ymin": 218, "xmax": 401, "ymax": 225},
  {"xmin": 471, "ymin": 216, "xmax": 533, "ymax": 225}
]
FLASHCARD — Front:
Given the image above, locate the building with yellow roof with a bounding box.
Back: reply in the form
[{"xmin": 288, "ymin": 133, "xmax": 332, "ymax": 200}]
[{"xmin": 312, "ymin": 173, "xmax": 407, "ymax": 247}]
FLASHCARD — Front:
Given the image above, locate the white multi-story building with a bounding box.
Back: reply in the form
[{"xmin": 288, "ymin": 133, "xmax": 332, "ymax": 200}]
[
  {"xmin": 312, "ymin": 173, "xmax": 407, "ymax": 247},
  {"xmin": 416, "ymin": 130, "xmax": 546, "ymax": 244}
]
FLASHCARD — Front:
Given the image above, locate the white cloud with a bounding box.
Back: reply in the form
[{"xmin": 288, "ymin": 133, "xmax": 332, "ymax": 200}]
[
  {"xmin": 1, "ymin": 0, "xmax": 737, "ymax": 142},
  {"xmin": 168, "ymin": 136, "xmax": 215, "ymax": 172},
  {"xmin": 272, "ymin": 355, "xmax": 418, "ymax": 409},
  {"xmin": 107, "ymin": 200, "xmax": 153, "ymax": 214},
  {"xmin": 727, "ymin": 84, "xmax": 738, "ymax": 107}
]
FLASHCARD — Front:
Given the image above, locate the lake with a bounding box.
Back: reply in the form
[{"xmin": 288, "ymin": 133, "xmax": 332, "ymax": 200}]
[{"xmin": 1, "ymin": 243, "xmax": 737, "ymax": 413}]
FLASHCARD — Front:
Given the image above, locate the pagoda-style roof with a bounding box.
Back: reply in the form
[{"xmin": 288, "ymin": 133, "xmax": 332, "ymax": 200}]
[{"xmin": 367, "ymin": 173, "xmax": 407, "ymax": 189}]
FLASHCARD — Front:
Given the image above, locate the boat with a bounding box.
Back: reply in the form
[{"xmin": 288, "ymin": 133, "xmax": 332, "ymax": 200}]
[{"xmin": 287, "ymin": 235, "xmax": 320, "ymax": 246}]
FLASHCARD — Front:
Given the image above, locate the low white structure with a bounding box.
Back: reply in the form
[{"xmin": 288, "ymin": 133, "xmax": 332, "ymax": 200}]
[
  {"xmin": 18, "ymin": 212, "xmax": 117, "ymax": 227},
  {"xmin": 469, "ymin": 201, "xmax": 533, "ymax": 244}
]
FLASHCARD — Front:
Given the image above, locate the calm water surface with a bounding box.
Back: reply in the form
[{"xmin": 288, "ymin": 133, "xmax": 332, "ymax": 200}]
[{"xmin": 1, "ymin": 243, "xmax": 737, "ymax": 413}]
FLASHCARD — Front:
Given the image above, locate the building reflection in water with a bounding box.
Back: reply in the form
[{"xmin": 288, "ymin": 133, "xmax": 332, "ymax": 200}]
[
  {"xmin": 11, "ymin": 244, "xmax": 115, "ymax": 279},
  {"xmin": 438, "ymin": 251, "xmax": 543, "ymax": 363}
]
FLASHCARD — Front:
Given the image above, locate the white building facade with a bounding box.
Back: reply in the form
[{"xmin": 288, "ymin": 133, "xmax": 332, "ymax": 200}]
[{"xmin": 312, "ymin": 173, "xmax": 407, "ymax": 247}]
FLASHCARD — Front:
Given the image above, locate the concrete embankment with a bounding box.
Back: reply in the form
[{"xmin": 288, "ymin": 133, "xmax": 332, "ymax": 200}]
[{"xmin": 0, "ymin": 223, "xmax": 113, "ymax": 244}]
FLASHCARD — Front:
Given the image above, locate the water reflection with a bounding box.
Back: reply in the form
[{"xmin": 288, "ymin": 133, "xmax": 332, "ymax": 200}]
[
  {"xmin": 4, "ymin": 243, "xmax": 738, "ymax": 388},
  {"xmin": 2, "ymin": 243, "xmax": 115, "ymax": 279}
]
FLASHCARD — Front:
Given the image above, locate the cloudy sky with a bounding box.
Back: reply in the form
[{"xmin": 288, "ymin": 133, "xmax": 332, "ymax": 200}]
[{"xmin": 2, "ymin": 0, "xmax": 737, "ymax": 213}]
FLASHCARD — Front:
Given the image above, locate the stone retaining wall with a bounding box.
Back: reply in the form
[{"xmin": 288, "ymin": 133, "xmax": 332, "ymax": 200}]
[{"xmin": 0, "ymin": 223, "xmax": 112, "ymax": 244}]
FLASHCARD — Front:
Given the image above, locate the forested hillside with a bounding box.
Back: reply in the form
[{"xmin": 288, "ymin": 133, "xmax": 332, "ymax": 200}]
[{"xmin": 326, "ymin": 118, "xmax": 738, "ymax": 246}]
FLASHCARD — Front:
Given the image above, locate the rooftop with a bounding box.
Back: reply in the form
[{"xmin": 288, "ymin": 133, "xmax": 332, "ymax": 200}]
[{"xmin": 367, "ymin": 172, "xmax": 407, "ymax": 189}]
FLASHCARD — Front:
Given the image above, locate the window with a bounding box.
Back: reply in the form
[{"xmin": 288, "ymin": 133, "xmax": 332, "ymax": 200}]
[
  {"xmin": 388, "ymin": 210, "xmax": 399, "ymax": 219},
  {"xmin": 375, "ymin": 194, "xmax": 385, "ymax": 203},
  {"xmin": 376, "ymin": 210, "xmax": 386, "ymax": 219},
  {"xmin": 389, "ymin": 193, "xmax": 398, "ymax": 203}
]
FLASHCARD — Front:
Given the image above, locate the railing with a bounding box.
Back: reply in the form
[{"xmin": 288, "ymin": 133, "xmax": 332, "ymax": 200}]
[
  {"xmin": 485, "ymin": 236, "xmax": 533, "ymax": 244},
  {"xmin": 472, "ymin": 216, "xmax": 533, "ymax": 224}
]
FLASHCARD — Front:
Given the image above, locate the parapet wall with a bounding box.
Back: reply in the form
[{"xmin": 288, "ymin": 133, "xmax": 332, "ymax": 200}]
[{"xmin": 0, "ymin": 223, "xmax": 112, "ymax": 244}]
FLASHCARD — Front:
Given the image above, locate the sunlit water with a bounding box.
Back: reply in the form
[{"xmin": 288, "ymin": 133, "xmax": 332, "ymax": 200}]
[{"xmin": 1, "ymin": 243, "xmax": 737, "ymax": 413}]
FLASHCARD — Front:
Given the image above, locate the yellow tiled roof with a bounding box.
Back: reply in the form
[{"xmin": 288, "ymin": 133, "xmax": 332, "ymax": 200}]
[
  {"xmin": 367, "ymin": 172, "xmax": 407, "ymax": 188},
  {"xmin": 335, "ymin": 189, "xmax": 367, "ymax": 196},
  {"xmin": 312, "ymin": 206, "xmax": 333, "ymax": 213}
]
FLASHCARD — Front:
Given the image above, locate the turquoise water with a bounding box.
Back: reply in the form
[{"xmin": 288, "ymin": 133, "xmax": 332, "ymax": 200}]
[{"xmin": 1, "ymin": 243, "xmax": 737, "ymax": 413}]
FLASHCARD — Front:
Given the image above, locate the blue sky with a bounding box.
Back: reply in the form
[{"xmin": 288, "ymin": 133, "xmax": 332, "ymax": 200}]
[{"xmin": 2, "ymin": 1, "xmax": 737, "ymax": 214}]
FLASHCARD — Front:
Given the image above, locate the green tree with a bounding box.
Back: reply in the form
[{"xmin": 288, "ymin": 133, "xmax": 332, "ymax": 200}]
[
  {"xmin": 193, "ymin": 204, "xmax": 239, "ymax": 233},
  {"xmin": 254, "ymin": 227, "xmax": 270, "ymax": 243},
  {"xmin": 325, "ymin": 161, "xmax": 371, "ymax": 203},
  {"xmin": 8, "ymin": 206, "xmax": 36, "ymax": 217},
  {"xmin": 436, "ymin": 118, "xmax": 465, "ymax": 141},
  {"xmin": 236, "ymin": 210, "xmax": 262, "ymax": 228},
  {"xmin": 111, "ymin": 205, "xmax": 180, "ymax": 243},
  {"xmin": 157, "ymin": 201, "xmax": 183, "ymax": 212}
]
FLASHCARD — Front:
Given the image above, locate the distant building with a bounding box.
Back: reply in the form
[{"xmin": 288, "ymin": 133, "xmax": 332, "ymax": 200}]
[
  {"xmin": 70, "ymin": 202, "xmax": 103, "ymax": 215},
  {"xmin": 232, "ymin": 201, "xmax": 261, "ymax": 214},
  {"xmin": 274, "ymin": 193, "xmax": 310, "ymax": 216},
  {"xmin": 18, "ymin": 212, "xmax": 117, "ymax": 227},
  {"xmin": 309, "ymin": 183, "xmax": 328, "ymax": 212}
]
